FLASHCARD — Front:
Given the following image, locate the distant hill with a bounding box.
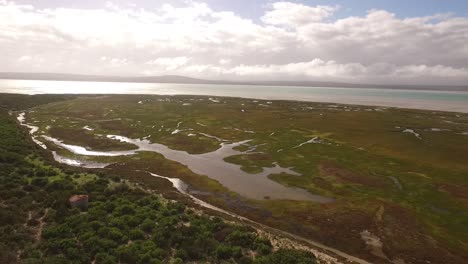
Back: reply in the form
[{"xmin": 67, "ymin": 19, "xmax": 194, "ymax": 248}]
[
  {"xmin": 0, "ymin": 72, "xmax": 467, "ymax": 91},
  {"xmin": 0, "ymin": 72, "xmax": 222, "ymax": 84}
]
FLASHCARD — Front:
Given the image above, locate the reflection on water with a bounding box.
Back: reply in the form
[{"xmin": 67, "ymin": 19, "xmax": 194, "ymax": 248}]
[
  {"xmin": 3, "ymin": 79, "xmax": 468, "ymax": 113},
  {"xmin": 43, "ymin": 134, "xmax": 334, "ymax": 202},
  {"xmin": 17, "ymin": 112, "xmax": 47, "ymax": 149},
  {"xmin": 43, "ymin": 136, "xmax": 135, "ymax": 156},
  {"xmin": 52, "ymin": 151, "xmax": 110, "ymax": 168}
]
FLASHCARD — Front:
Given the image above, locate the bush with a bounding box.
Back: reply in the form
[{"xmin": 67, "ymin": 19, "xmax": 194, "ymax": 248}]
[
  {"xmin": 226, "ymin": 230, "xmax": 256, "ymax": 248},
  {"xmin": 256, "ymin": 243, "xmax": 271, "ymax": 255},
  {"xmin": 253, "ymin": 249, "xmax": 316, "ymax": 264},
  {"xmin": 140, "ymin": 219, "xmax": 155, "ymax": 233},
  {"xmin": 95, "ymin": 253, "xmax": 117, "ymax": 264},
  {"xmin": 129, "ymin": 229, "xmax": 145, "ymax": 240},
  {"xmin": 31, "ymin": 178, "xmax": 48, "ymax": 187},
  {"xmin": 216, "ymin": 244, "xmax": 233, "ymax": 259}
]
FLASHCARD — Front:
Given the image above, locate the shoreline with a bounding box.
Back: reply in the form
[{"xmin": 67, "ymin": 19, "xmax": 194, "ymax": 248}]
[
  {"xmin": 2, "ymin": 79, "xmax": 468, "ymax": 113},
  {"xmin": 3, "ymin": 91, "xmax": 468, "ymax": 114}
]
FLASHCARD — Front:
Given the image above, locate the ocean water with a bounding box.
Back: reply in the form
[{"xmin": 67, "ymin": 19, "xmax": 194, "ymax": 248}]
[{"xmin": 1, "ymin": 79, "xmax": 468, "ymax": 113}]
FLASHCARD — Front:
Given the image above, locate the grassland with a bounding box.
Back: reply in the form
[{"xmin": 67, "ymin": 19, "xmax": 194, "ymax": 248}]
[{"xmin": 21, "ymin": 94, "xmax": 468, "ymax": 263}]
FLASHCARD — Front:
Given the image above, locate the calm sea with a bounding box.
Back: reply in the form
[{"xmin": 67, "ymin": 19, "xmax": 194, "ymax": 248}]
[{"xmin": 1, "ymin": 79, "xmax": 468, "ymax": 113}]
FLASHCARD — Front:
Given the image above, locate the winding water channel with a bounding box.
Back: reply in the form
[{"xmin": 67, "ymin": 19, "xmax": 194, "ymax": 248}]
[
  {"xmin": 18, "ymin": 112, "xmax": 332, "ymax": 202},
  {"xmin": 42, "ymin": 133, "xmax": 333, "ymax": 202}
]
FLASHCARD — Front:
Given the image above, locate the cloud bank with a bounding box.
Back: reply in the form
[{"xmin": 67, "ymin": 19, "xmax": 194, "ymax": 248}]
[{"xmin": 1, "ymin": 1, "xmax": 468, "ymax": 85}]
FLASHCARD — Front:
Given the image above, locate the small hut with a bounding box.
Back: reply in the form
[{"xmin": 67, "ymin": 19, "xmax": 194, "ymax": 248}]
[{"xmin": 69, "ymin": 194, "xmax": 89, "ymax": 210}]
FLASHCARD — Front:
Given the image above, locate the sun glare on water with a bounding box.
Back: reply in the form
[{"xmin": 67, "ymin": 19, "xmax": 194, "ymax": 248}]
[{"xmin": 1, "ymin": 79, "xmax": 177, "ymax": 94}]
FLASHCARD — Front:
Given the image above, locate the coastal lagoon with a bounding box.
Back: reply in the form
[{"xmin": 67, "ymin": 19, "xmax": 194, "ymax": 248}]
[{"xmin": 2, "ymin": 79, "xmax": 468, "ymax": 113}]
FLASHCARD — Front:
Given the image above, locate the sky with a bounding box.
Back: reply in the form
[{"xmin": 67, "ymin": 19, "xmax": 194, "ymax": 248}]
[{"xmin": 2, "ymin": 0, "xmax": 468, "ymax": 85}]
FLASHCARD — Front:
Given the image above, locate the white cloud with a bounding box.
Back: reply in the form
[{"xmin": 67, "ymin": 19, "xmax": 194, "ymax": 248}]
[
  {"xmin": 17, "ymin": 55, "xmax": 31, "ymax": 62},
  {"xmin": 219, "ymin": 59, "xmax": 231, "ymax": 65},
  {"xmin": 109, "ymin": 58, "xmax": 128, "ymax": 67},
  {"xmin": 0, "ymin": 1, "xmax": 467, "ymax": 85},
  {"xmin": 261, "ymin": 2, "xmax": 338, "ymax": 26},
  {"xmin": 146, "ymin": 56, "xmax": 190, "ymax": 70},
  {"xmin": 172, "ymin": 60, "xmax": 468, "ymax": 84}
]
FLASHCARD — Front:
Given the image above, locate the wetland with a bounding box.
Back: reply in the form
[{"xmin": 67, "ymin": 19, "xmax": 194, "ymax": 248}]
[{"xmin": 12, "ymin": 94, "xmax": 468, "ymax": 263}]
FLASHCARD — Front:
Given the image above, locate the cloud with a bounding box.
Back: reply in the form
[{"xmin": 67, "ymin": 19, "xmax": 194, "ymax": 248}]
[
  {"xmin": 17, "ymin": 55, "xmax": 31, "ymax": 62},
  {"xmin": 261, "ymin": 2, "xmax": 338, "ymax": 26},
  {"xmin": 146, "ymin": 56, "xmax": 190, "ymax": 70},
  {"xmin": 173, "ymin": 60, "xmax": 468, "ymax": 84},
  {"xmin": 0, "ymin": 1, "xmax": 467, "ymax": 85},
  {"xmin": 219, "ymin": 59, "xmax": 231, "ymax": 65}
]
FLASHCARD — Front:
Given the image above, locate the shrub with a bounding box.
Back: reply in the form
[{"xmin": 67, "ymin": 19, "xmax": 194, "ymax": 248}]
[{"xmin": 216, "ymin": 244, "xmax": 233, "ymax": 259}]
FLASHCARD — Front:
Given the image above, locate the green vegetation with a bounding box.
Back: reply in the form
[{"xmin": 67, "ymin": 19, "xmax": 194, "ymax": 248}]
[
  {"xmin": 0, "ymin": 95, "xmax": 317, "ymax": 264},
  {"xmin": 224, "ymin": 153, "xmax": 274, "ymax": 174},
  {"xmin": 8, "ymin": 94, "xmax": 468, "ymax": 263}
]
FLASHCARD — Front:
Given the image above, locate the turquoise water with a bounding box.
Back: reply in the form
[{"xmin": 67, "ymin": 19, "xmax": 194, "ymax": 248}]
[{"xmin": 1, "ymin": 79, "xmax": 467, "ymax": 113}]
